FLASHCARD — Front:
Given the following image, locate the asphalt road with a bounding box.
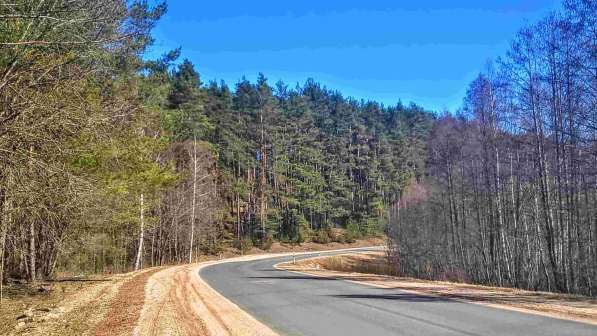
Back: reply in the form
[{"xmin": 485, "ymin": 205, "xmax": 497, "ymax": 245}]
[{"xmin": 200, "ymin": 248, "xmax": 597, "ymax": 336}]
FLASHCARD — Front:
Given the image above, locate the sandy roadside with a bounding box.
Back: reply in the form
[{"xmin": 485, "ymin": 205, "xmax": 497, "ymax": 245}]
[
  {"xmin": 133, "ymin": 246, "xmax": 383, "ymax": 336},
  {"xmin": 4, "ymin": 268, "xmax": 160, "ymax": 336},
  {"xmin": 277, "ymin": 252, "xmax": 597, "ymax": 326},
  {"xmin": 134, "ymin": 255, "xmax": 277, "ymax": 336}
]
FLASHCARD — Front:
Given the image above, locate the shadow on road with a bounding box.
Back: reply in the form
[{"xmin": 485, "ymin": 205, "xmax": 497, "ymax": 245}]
[
  {"xmin": 246, "ymin": 275, "xmax": 337, "ymax": 281},
  {"xmin": 328, "ymin": 293, "xmax": 453, "ymax": 302}
]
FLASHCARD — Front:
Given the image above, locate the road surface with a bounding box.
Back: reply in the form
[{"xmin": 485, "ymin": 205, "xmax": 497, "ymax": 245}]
[{"xmin": 200, "ymin": 249, "xmax": 596, "ymax": 336}]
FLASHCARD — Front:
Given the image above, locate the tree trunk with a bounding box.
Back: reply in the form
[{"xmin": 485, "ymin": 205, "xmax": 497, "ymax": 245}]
[
  {"xmin": 134, "ymin": 193, "xmax": 145, "ymax": 271},
  {"xmin": 29, "ymin": 220, "xmax": 36, "ymax": 282},
  {"xmin": 0, "ymin": 172, "xmax": 12, "ymax": 303},
  {"xmin": 189, "ymin": 138, "xmax": 198, "ymax": 264}
]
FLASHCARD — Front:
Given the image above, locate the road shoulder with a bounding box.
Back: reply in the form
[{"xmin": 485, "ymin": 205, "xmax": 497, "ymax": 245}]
[{"xmin": 134, "ymin": 255, "xmax": 280, "ymax": 336}]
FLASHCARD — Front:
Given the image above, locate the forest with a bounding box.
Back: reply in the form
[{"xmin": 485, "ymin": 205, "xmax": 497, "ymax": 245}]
[
  {"xmin": 388, "ymin": 0, "xmax": 597, "ymax": 296},
  {"xmin": 0, "ymin": 0, "xmax": 432, "ymax": 284},
  {"xmin": 0, "ymin": 0, "xmax": 595, "ymax": 299}
]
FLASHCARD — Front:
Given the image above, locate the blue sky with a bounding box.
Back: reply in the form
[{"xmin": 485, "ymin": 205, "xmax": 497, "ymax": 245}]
[{"xmin": 146, "ymin": 0, "xmax": 560, "ymax": 112}]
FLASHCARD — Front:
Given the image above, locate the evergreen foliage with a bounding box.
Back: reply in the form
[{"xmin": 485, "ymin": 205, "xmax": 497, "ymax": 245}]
[{"xmin": 193, "ymin": 72, "xmax": 434, "ymax": 242}]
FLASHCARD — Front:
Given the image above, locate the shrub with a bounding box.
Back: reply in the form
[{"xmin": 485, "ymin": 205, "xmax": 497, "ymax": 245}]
[
  {"xmin": 234, "ymin": 237, "xmax": 253, "ymax": 254},
  {"xmin": 334, "ymin": 233, "xmax": 346, "ymax": 244},
  {"xmin": 202, "ymin": 240, "xmax": 224, "ymax": 255},
  {"xmin": 260, "ymin": 233, "xmax": 273, "ymax": 250},
  {"xmin": 312, "ymin": 230, "xmax": 331, "ymax": 244},
  {"xmin": 328, "ymin": 228, "xmax": 344, "ymax": 243},
  {"xmin": 344, "ymin": 222, "xmax": 360, "ymax": 243}
]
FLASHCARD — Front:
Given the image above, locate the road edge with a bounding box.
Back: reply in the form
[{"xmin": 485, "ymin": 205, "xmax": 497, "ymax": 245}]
[
  {"xmin": 275, "ymin": 253, "xmax": 597, "ymax": 327},
  {"xmin": 134, "ymin": 246, "xmax": 383, "ymax": 335}
]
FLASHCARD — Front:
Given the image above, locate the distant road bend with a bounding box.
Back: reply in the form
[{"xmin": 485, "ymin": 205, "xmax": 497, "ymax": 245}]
[{"xmin": 200, "ymin": 248, "xmax": 596, "ymax": 336}]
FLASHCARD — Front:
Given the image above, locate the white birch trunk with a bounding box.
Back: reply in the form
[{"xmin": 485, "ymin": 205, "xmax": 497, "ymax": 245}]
[
  {"xmin": 134, "ymin": 193, "xmax": 145, "ymax": 271},
  {"xmin": 189, "ymin": 138, "xmax": 197, "ymax": 264}
]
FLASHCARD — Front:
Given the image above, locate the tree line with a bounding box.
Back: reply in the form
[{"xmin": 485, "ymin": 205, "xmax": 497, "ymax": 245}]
[
  {"xmin": 388, "ymin": 0, "xmax": 596, "ymax": 296},
  {"xmin": 0, "ymin": 0, "xmax": 433, "ymax": 284}
]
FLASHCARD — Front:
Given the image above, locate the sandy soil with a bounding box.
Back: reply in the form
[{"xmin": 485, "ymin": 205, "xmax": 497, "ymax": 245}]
[
  {"xmin": 93, "ymin": 268, "xmax": 164, "ymax": 336},
  {"xmin": 279, "ymin": 252, "xmax": 597, "ymax": 326},
  {"xmin": 1, "ymin": 268, "xmax": 157, "ymax": 336},
  {"xmin": 134, "ymin": 256, "xmax": 280, "ymax": 336}
]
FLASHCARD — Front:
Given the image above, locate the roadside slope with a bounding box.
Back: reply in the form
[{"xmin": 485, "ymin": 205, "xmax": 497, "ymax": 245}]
[{"xmin": 1, "ymin": 239, "xmax": 382, "ymax": 336}]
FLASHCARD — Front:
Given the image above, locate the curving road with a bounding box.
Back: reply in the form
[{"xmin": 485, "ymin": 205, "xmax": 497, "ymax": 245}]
[{"xmin": 200, "ymin": 249, "xmax": 596, "ymax": 336}]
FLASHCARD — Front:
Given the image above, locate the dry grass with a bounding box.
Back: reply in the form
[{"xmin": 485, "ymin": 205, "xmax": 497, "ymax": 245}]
[
  {"xmin": 280, "ymin": 253, "xmax": 597, "ymax": 326},
  {"xmin": 1, "ymin": 276, "xmax": 120, "ymax": 336},
  {"xmin": 0, "ymin": 281, "xmax": 80, "ymax": 335},
  {"xmin": 232, "ymin": 236, "xmax": 385, "ymax": 255},
  {"xmin": 314, "ymin": 253, "xmax": 394, "ymax": 275},
  {"xmin": 0, "ymin": 268, "xmax": 164, "ymax": 336}
]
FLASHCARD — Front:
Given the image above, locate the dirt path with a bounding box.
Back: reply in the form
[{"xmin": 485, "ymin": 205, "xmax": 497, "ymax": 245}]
[
  {"xmin": 93, "ymin": 268, "xmax": 164, "ymax": 336},
  {"xmin": 278, "ymin": 252, "xmax": 597, "ymax": 326}
]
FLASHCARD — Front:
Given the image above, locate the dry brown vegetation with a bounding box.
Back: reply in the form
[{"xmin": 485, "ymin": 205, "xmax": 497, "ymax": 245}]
[
  {"xmin": 251, "ymin": 237, "xmax": 384, "ymax": 254},
  {"xmin": 280, "ymin": 253, "xmax": 597, "ymax": 326}
]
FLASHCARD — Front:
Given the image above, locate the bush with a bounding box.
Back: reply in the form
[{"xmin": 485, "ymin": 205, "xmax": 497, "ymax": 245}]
[
  {"xmin": 330, "ymin": 228, "xmax": 354, "ymax": 243},
  {"xmin": 312, "ymin": 230, "xmax": 331, "ymax": 244},
  {"xmin": 344, "ymin": 222, "xmax": 360, "ymax": 243},
  {"xmin": 334, "ymin": 233, "xmax": 346, "ymax": 244},
  {"xmin": 260, "ymin": 234, "xmax": 273, "ymax": 250},
  {"xmin": 251, "ymin": 229, "xmax": 272, "ymax": 250},
  {"xmin": 234, "ymin": 237, "xmax": 253, "ymax": 254},
  {"xmin": 279, "ymin": 234, "xmax": 292, "ymax": 244},
  {"xmin": 343, "ymin": 232, "xmax": 356, "ymax": 243},
  {"xmin": 363, "ymin": 217, "xmax": 386, "ymax": 236},
  {"xmin": 291, "ymin": 225, "xmax": 310, "ymax": 245},
  {"xmin": 202, "ymin": 240, "xmax": 224, "ymax": 255}
]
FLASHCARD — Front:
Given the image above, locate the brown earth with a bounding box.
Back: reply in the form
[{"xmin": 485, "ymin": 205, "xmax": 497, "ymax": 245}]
[
  {"xmin": 278, "ymin": 252, "xmax": 597, "ymax": 326},
  {"xmin": 134, "ymin": 257, "xmax": 280, "ymax": 336},
  {"xmin": 93, "ymin": 267, "xmax": 164, "ymax": 336},
  {"xmin": 1, "ymin": 268, "xmax": 157, "ymax": 336}
]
